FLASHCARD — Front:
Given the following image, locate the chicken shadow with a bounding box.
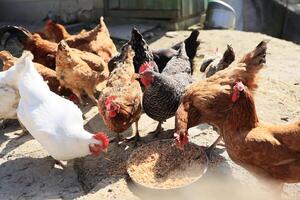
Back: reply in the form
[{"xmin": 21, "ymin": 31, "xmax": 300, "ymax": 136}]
[
  {"xmin": 0, "ymin": 129, "xmax": 34, "ymax": 159},
  {"xmin": 77, "ymin": 104, "xmax": 230, "ymax": 196},
  {"xmin": 0, "ymin": 156, "xmax": 83, "ymax": 199}
]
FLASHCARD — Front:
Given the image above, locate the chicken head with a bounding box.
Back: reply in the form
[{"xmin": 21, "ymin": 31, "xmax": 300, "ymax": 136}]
[{"xmin": 89, "ymin": 132, "xmax": 109, "ymax": 156}]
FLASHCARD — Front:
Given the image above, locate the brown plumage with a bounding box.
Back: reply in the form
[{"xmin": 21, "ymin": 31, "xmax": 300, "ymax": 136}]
[
  {"xmin": 65, "ymin": 17, "xmax": 117, "ymax": 63},
  {"xmin": 0, "ymin": 50, "xmax": 72, "ymax": 96},
  {"xmin": 0, "ymin": 26, "xmax": 57, "ymax": 70},
  {"xmin": 98, "ymin": 44, "xmax": 142, "ymax": 144},
  {"xmin": 0, "ymin": 50, "xmax": 15, "ymax": 71},
  {"xmin": 56, "ymin": 40, "xmax": 108, "ymax": 103},
  {"xmin": 37, "ymin": 20, "xmax": 71, "ymax": 43},
  {"xmin": 215, "ymin": 82, "xmax": 300, "ymax": 185},
  {"xmin": 175, "ymin": 40, "xmax": 268, "ymax": 150}
]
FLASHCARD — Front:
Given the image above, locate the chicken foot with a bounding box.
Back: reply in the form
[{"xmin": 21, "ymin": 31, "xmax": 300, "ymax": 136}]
[
  {"xmin": 50, "ymin": 156, "xmax": 67, "ymax": 169},
  {"xmin": 110, "ymin": 122, "xmax": 141, "ymax": 146},
  {"xmin": 1, "ymin": 119, "xmax": 12, "ymax": 129},
  {"xmin": 14, "ymin": 120, "xmax": 29, "ymax": 138},
  {"xmin": 109, "ymin": 133, "xmax": 122, "ymax": 144}
]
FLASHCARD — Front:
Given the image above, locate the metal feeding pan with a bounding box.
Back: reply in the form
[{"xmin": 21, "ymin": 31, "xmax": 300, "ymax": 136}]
[
  {"xmin": 127, "ymin": 139, "xmax": 208, "ymax": 191},
  {"xmin": 204, "ymin": 0, "xmax": 236, "ymax": 30}
]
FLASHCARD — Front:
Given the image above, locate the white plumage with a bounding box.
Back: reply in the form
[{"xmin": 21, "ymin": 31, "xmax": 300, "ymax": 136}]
[
  {"xmin": 0, "ymin": 53, "xmax": 25, "ymax": 120},
  {"xmin": 0, "ymin": 85, "xmax": 19, "ymax": 119},
  {"xmin": 16, "ymin": 51, "xmax": 103, "ymax": 161}
]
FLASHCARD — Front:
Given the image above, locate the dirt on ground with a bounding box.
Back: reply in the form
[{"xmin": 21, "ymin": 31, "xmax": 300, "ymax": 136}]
[{"xmin": 1, "ymin": 29, "xmax": 300, "ymax": 200}]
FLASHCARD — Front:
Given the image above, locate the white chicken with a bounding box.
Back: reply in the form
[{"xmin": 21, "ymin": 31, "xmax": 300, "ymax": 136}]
[
  {"xmin": 0, "ymin": 56, "xmax": 22, "ymax": 130},
  {"xmin": 0, "ymin": 86, "xmax": 19, "ymax": 120},
  {"xmin": 15, "ymin": 51, "xmax": 109, "ymax": 164}
]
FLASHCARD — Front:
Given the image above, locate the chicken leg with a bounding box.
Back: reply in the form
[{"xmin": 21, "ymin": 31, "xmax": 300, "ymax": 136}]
[
  {"xmin": 72, "ymin": 89, "xmax": 84, "ymax": 105},
  {"xmin": 125, "ymin": 121, "xmax": 140, "ymax": 146},
  {"xmin": 1, "ymin": 119, "xmax": 10, "ymax": 129},
  {"xmin": 109, "ymin": 133, "xmax": 122, "ymax": 144},
  {"xmin": 14, "ymin": 119, "xmax": 29, "ymax": 138},
  {"xmin": 50, "ymin": 156, "xmax": 67, "ymax": 169},
  {"xmin": 85, "ymin": 86, "xmax": 98, "ymax": 105},
  {"xmin": 152, "ymin": 121, "xmax": 163, "ymax": 138}
]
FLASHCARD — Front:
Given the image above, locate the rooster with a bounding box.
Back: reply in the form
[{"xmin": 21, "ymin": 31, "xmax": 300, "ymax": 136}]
[
  {"xmin": 65, "ymin": 17, "xmax": 117, "ymax": 63},
  {"xmin": 56, "ymin": 40, "xmax": 108, "ymax": 104},
  {"xmin": 16, "ymin": 51, "xmax": 109, "ymax": 166},
  {"xmin": 175, "ymin": 40, "xmax": 268, "ymax": 153},
  {"xmin": 0, "ymin": 26, "xmax": 57, "ymax": 69},
  {"xmin": 139, "ymin": 42, "xmax": 192, "ymax": 136},
  {"xmin": 98, "ymin": 44, "xmax": 142, "ymax": 145},
  {"xmin": 200, "ymin": 45, "xmax": 235, "ymax": 78}
]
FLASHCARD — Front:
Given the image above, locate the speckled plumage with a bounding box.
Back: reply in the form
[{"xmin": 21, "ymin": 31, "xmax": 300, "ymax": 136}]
[
  {"xmin": 130, "ymin": 28, "xmax": 159, "ymax": 73},
  {"xmin": 142, "ymin": 43, "xmax": 192, "ymax": 123},
  {"xmin": 98, "ymin": 44, "xmax": 142, "ymax": 133}
]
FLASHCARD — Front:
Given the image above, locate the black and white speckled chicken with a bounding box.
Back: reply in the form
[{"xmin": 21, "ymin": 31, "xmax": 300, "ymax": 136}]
[
  {"xmin": 139, "ymin": 42, "xmax": 192, "ymax": 135},
  {"xmin": 130, "ymin": 27, "xmax": 159, "ymax": 73}
]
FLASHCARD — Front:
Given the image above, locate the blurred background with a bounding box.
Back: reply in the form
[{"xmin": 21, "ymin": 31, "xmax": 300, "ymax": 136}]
[{"xmin": 0, "ymin": 0, "xmax": 299, "ymax": 43}]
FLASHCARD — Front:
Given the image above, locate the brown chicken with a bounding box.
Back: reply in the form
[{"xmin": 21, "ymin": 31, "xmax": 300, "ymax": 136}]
[
  {"xmin": 186, "ymin": 80, "xmax": 300, "ymax": 189},
  {"xmin": 56, "ymin": 40, "xmax": 108, "ymax": 103},
  {"xmin": 37, "ymin": 20, "xmax": 71, "ymax": 43},
  {"xmin": 98, "ymin": 44, "xmax": 142, "ymax": 144},
  {"xmin": 0, "ymin": 50, "xmax": 72, "ymax": 96},
  {"xmin": 175, "ymin": 41, "xmax": 268, "ymax": 152},
  {"xmin": 65, "ymin": 17, "xmax": 117, "ymax": 63},
  {"xmin": 0, "ymin": 26, "xmax": 57, "ymax": 69}
]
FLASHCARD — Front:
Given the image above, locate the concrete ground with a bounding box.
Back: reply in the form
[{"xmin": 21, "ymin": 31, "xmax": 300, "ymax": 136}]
[{"xmin": 1, "ymin": 29, "xmax": 300, "ymax": 199}]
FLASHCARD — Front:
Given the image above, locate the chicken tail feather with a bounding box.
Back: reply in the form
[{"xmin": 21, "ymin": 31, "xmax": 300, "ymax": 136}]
[
  {"xmin": 240, "ymin": 40, "xmax": 268, "ymax": 66},
  {"xmin": 183, "ymin": 30, "xmax": 200, "ymax": 61},
  {"xmin": 172, "ymin": 30, "xmax": 200, "ymax": 62},
  {"xmin": 177, "ymin": 42, "xmax": 189, "ymax": 60},
  {"xmin": 0, "ymin": 25, "xmax": 31, "ymax": 47},
  {"xmin": 222, "ymin": 45, "xmax": 235, "ymax": 65}
]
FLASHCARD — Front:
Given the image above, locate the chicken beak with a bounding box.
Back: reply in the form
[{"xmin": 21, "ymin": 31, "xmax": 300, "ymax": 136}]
[
  {"xmin": 131, "ymin": 73, "xmax": 141, "ymax": 81},
  {"xmin": 136, "ymin": 73, "xmax": 141, "ymax": 79}
]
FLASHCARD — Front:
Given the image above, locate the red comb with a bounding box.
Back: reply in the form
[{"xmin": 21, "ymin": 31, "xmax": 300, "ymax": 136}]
[
  {"xmin": 234, "ymin": 81, "xmax": 245, "ymax": 92},
  {"xmin": 139, "ymin": 62, "xmax": 152, "ymax": 74},
  {"xmin": 93, "ymin": 132, "xmax": 109, "ymax": 149},
  {"xmin": 105, "ymin": 96, "xmax": 117, "ymax": 106},
  {"xmin": 232, "ymin": 81, "xmax": 245, "ymax": 102}
]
